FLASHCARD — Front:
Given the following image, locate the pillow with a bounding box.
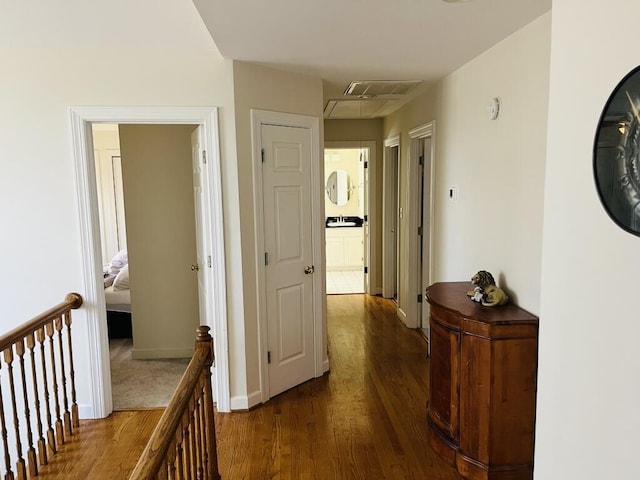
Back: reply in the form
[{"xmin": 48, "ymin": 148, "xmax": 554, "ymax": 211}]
[
  {"xmin": 112, "ymin": 264, "xmax": 130, "ymax": 291},
  {"xmin": 108, "ymin": 249, "xmax": 128, "ymax": 275}
]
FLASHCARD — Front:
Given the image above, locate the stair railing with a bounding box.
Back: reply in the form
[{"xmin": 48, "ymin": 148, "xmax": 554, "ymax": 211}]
[
  {"xmin": 128, "ymin": 325, "xmax": 221, "ymax": 480},
  {"xmin": 0, "ymin": 292, "xmax": 83, "ymax": 480}
]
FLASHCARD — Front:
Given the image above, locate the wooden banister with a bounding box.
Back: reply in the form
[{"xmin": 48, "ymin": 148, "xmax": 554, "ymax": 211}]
[
  {"xmin": 0, "ymin": 293, "xmax": 82, "ymax": 351},
  {"xmin": 0, "ymin": 293, "xmax": 83, "ymax": 479},
  {"xmin": 129, "ymin": 326, "xmax": 221, "ymax": 480}
]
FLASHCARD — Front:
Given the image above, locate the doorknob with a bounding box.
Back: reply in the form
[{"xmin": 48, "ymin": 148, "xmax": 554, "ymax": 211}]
[
  {"xmin": 304, "ymin": 265, "xmax": 315, "ymax": 275},
  {"xmin": 191, "ymin": 264, "xmax": 199, "ymax": 271}
]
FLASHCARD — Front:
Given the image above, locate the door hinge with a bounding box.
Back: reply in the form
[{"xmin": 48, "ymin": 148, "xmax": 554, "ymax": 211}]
[
  {"xmin": 417, "ymin": 294, "xmax": 423, "ymax": 303},
  {"xmin": 364, "ymin": 266, "xmax": 368, "ymax": 274},
  {"xmin": 364, "ymin": 161, "xmax": 368, "ymax": 168},
  {"xmin": 207, "ymin": 255, "xmax": 212, "ymax": 268},
  {"xmin": 418, "ymin": 226, "xmax": 423, "ymax": 236},
  {"xmin": 261, "ymin": 148, "xmax": 265, "ymax": 163},
  {"xmin": 267, "ymin": 351, "xmax": 271, "ymax": 364},
  {"xmin": 364, "ymin": 214, "xmax": 368, "ymax": 222},
  {"xmin": 202, "ymin": 150, "xmax": 207, "ymax": 164},
  {"xmin": 264, "ymin": 252, "xmax": 269, "ymax": 265},
  {"xmin": 419, "ymin": 154, "xmax": 424, "ymax": 166}
]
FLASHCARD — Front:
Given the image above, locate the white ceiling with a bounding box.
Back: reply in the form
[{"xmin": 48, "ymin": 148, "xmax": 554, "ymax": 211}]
[{"xmin": 196, "ymin": 0, "xmax": 551, "ymax": 118}]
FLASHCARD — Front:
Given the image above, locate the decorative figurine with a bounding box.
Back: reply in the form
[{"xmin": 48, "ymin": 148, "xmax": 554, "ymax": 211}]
[{"xmin": 466, "ymin": 270, "xmax": 509, "ymax": 307}]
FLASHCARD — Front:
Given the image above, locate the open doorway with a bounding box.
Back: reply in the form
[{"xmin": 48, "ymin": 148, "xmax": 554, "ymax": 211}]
[
  {"xmin": 324, "ymin": 141, "xmax": 376, "ymax": 296},
  {"xmin": 383, "ymin": 136, "xmax": 400, "ymax": 302},
  {"xmin": 70, "ymin": 106, "xmax": 230, "ymax": 417},
  {"xmin": 92, "ymin": 123, "xmax": 203, "ymax": 409}
]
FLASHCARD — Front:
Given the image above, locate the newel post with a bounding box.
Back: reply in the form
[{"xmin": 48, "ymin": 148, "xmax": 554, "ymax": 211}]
[{"xmin": 195, "ymin": 326, "xmax": 221, "ymax": 480}]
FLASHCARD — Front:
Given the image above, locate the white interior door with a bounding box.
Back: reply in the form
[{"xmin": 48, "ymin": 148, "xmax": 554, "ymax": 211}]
[
  {"xmin": 262, "ymin": 124, "xmax": 315, "ymax": 398},
  {"xmin": 420, "ymin": 138, "xmax": 433, "ymax": 337},
  {"xmin": 191, "ymin": 127, "xmax": 211, "ymax": 335},
  {"xmin": 382, "ymin": 143, "xmax": 399, "ymax": 299}
]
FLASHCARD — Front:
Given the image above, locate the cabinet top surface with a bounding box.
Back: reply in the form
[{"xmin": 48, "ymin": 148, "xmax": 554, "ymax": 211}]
[{"xmin": 426, "ymin": 282, "xmax": 538, "ymax": 324}]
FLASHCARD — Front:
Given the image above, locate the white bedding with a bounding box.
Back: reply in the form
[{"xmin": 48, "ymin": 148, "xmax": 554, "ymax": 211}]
[{"xmin": 105, "ymin": 285, "xmax": 131, "ymax": 313}]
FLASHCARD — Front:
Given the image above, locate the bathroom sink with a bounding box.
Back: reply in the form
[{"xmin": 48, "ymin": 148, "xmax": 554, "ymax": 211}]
[
  {"xmin": 327, "ymin": 220, "xmax": 357, "ymax": 227},
  {"xmin": 325, "ymin": 216, "xmax": 363, "ymax": 228}
]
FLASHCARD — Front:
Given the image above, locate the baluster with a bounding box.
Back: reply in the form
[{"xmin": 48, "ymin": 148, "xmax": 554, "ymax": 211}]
[
  {"xmin": 63, "ymin": 310, "xmax": 79, "ymax": 429},
  {"xmin": 182, "ymin": 413, "xmax": 192, "ymax": 480},
  {"xmin": 37, "ymin": 327, "xmax": 55, "ymax": 457},
  {"xmin": 45, "ymin": 321, "xmax": 64, "ymax": 447},
  {"xmin": 166, "ymin": 436, "xmax": 177, "ymax": 480},
  {"xmin": 14, "ymin": 340, "xmax": 37, "ymax": 477},
  {"xmin": 0, "ymin": 362, "xmax": 15, "ymax": 480},
  {"xmin": 175, "ymin": 427, "xmax": 184, "ymax": 480},
  {"xmin": 3, "ymin": 347, "xmax": 26, "ymax": 480},
  {"xmin": 54, "ymin": 317, "xmax": 71, "ymax": 437},
  {"xmin": 189, "ymin": 397, "xmax": 199, "ymax": 480},
  {"xmin": 157, "ymin": 459, "xmax": 168, "ymax": 480},
  {"xmin": 26, "ymin": 333, "xmax": 47, "ymax": 467},
  {"xmin": 197, "ymin": 326, "xmax": 220, "ymax": 480},
  {"xmin": 194, "ymin": 390, "xmax": 204, "ymax": 480}
]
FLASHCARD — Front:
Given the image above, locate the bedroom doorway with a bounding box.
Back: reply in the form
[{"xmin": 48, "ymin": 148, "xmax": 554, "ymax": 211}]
[
  {"xmin": 92, "ymin": 123, "xmax": 207, "ymax": 409},
  {"xmin": 70, "ymin": 106, "xmax": 229, "ymax": 417}
]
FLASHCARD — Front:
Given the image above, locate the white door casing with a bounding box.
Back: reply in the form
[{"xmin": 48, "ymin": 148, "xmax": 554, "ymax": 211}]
[
  {"xmin": 69, "ymin": 106, "xmax": 230, "ymax": 416},
  {"xmin": 251, "ymin": 109, "xmax": 325, "ymax": 404}
]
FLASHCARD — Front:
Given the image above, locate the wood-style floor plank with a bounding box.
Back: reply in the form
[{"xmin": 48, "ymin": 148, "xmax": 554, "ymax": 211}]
[
  {"xmin": 34, "ymin": 409, "xmax": 163, "ymax": 479},
  {"xmin": 31, "ymin": 294, "xmax": 458, "ymax": 479},
  {"xmin": 214, "ymin": 294, "xmax": 459, "ymax": 479}
]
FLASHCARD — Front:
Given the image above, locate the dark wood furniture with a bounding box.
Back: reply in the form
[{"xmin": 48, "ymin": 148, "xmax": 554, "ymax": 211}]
[{"xmin": 426, "ymin": 282, "xmax": 538, "ymax": 480}]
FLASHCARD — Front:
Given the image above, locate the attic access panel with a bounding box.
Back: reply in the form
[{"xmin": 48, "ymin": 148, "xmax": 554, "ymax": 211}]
[{"xmin": 344, "ymin": 80, "xmax": 422, "ymax": 98}]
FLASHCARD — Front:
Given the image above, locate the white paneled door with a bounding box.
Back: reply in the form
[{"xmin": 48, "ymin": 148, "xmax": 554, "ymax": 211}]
[{"xmin": 261, "ymin": 124, "xmax": 315, "ymax": 398}]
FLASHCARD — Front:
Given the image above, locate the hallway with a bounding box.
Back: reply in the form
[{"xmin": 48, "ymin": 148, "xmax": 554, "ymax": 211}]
[
  {"xmin": 35, "ymin": 295, "xmax": 457, "ymax": 479},
  {"xmin": 214, "ymin": 294, "xmax": 457, "ymax": 479}
]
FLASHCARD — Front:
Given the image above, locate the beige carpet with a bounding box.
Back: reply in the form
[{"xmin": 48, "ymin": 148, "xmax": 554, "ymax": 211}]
[{"xmin": 109, "ymin": 339, "xmax": 190, "ymax": 410}]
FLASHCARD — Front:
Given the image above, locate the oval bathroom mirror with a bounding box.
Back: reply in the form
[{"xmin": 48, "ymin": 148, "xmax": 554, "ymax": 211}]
[{"xmin": 326, "ymin": 170, "xmax": 351, "ymax": 206}]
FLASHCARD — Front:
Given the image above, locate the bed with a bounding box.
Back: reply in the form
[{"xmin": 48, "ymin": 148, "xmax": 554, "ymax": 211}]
[{"xmin": 104, "ymin": 252, "xmax": 132, "ymax": 338}]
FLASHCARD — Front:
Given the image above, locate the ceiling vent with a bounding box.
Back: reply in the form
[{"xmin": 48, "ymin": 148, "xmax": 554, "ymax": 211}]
[
  {"xmin": 324, "ymin": 99, "xmax": 391, "ymax": 119},
  {"xmin": 344, "ymin": 80, "xmax": 422, "ymax": 98}
]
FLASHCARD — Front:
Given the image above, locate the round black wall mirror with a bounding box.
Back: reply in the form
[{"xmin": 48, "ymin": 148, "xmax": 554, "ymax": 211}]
[{"xmin": 594, "ymin": 65, "xmax": 640, "ymax": 236}]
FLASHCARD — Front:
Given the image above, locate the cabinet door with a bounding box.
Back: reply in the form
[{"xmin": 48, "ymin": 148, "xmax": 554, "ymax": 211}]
[
  {"xmin": 343, "ymin": 235, "xmax": 363, "ymax": 268},
  {"xmin": 429, "ymin": 318, "xmax": 460, "ymax": 442},
  {"xmin": 325, "ymin": 236, "xmax": 343, "ymax": 268}
]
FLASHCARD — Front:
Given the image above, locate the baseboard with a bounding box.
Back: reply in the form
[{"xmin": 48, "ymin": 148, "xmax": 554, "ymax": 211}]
[
  {"xmin": 230, "ymin": 389, "xmax": 262, "ymax": 411},
  {"xmin": 132, "ymin": 346, "xmax": 194, "ymax": 360},
  {"xmin": 397, "ymin": 307, "xmax": 410, "ymax": 327}
]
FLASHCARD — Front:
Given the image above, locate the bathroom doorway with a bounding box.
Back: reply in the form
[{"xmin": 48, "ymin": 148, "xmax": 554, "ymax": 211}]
[{"xmin": 324, "ymin": 143, "xmax": 374, "ymax": 295}]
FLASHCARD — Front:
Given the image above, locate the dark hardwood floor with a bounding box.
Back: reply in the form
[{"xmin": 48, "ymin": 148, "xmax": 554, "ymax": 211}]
[{"xmin": 35, "ymin": 294, "xmax": 458, "ymax": 479}]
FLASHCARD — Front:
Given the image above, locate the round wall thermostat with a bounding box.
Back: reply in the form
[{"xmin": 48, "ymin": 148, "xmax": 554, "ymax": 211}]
[{"xmin": 488, "ymin": 97, "xmax": 501, "ymax": 120}]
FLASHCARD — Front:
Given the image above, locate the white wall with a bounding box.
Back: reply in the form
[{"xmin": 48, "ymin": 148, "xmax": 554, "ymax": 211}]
[
  {"xmin": 0, "ymin": 0, "xmax": 239, "ymax": 415},
  {"xmin": 119, "ymin": 124, "xmax": 200, "ymax": 359},
  {"xmin": 231, "ymin": 61, "xmax": 325, "ymax": 408},
  {"xmin": 385, "ymin": 12, "xmax": 551, "ymax": 316},
  {"xmin": 535, "ymin": 1, "xmax": 640, "ymax": 478}
]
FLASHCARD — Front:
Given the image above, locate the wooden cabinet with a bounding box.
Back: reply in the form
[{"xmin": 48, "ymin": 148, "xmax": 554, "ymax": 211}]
[{"xmin": 426, "ymin": 282, "xmax": 538, "ymax": 480}]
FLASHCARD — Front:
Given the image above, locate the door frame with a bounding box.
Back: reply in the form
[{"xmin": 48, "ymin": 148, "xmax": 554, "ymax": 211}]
[
  {"xmin": 382, "ymin": 135, "xmax": 400, "ymax": 300},
  {"xmin": 69, "ymin": 106, "xmax": 230, "ymax": 416},
  {"xmin": 407, "ymin": 121, "xmax": 436, "ymax": 329},
  {"xmin": 324, "ymin": 141, "xmax": 377, "ymax": 295},
  {"xmin": 250, "ymin": 109, "xmax": 326, "ymax": 404}
]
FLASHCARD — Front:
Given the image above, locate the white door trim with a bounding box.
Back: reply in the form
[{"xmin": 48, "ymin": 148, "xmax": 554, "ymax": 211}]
[
  {"xmin": 407, "ymin": 121, "xmax": 436, "ymax": 329},
  {"xmin": 69, "ymin": 106, "xmax": 230, "ymax": 416},
  {"xmin": 382, "ymin": 135, "xmax": 400, "ymax": 299},
  {"xmin": 251, "ymin": 109, "xmax": 325, "ymax": 405},
  {"xmin": 324, "ymin": 141, "xmax": 376, "ymax": 295}
]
